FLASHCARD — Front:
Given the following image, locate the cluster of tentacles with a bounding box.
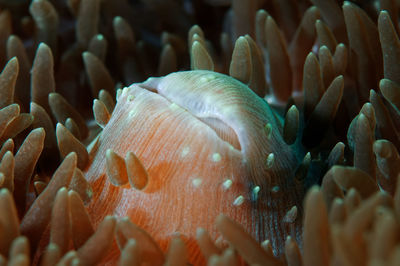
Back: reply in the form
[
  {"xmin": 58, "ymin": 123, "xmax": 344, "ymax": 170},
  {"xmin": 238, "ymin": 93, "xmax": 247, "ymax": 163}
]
[{"xmin": 0, "ymin": 0, "xmax": 399, "ymax": 265}]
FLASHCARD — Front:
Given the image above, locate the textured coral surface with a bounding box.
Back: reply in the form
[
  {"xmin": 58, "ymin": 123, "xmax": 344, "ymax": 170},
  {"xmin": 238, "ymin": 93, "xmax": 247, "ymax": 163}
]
[{"xmin": 0, "ymin": 0, "xmax": 399, "ymax": 265}]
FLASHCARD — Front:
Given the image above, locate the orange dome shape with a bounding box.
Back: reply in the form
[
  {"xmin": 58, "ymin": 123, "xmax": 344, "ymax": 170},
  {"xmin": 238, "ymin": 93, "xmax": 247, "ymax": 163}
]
[{"xmin": 85, "ymin": 70, "xmax": 303, "ymax": 264}]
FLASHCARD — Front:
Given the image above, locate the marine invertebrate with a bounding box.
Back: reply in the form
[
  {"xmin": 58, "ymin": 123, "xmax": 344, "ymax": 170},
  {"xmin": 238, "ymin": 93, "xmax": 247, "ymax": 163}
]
[
  {"xmin": 86, "ymin": 69, "xmax": 303, "ymax": 263},
  {"xmin": 0, "ymin": 0, "xmax": 399, "ymax": 265}
]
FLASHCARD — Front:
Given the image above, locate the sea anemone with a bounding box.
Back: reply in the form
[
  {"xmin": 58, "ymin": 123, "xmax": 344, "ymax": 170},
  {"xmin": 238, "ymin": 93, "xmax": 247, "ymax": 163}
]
[{"xmin": 0, "ymin": 0, "xmax": 399, "ymax": 265}]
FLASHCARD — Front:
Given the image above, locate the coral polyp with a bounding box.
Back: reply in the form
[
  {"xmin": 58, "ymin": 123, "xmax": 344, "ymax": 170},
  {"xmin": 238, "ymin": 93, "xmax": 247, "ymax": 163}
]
[
  {"xmin": 85, "ymin": 70, "xmax": 302, "ymax": 263},
  {"xmin": 0, "ymin": 0, "xmax": 400, "ymax": 265}
]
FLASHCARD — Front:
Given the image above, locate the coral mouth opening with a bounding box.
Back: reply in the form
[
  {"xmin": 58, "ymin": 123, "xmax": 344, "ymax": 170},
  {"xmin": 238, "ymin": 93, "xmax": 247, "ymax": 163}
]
[
  {"xmin": 138, "ymin": 83, "xmax": 242, "ymax": 151},
  {"xmin": 198, "ymin": 116, "xmax": 241, "ymax": 150}
]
